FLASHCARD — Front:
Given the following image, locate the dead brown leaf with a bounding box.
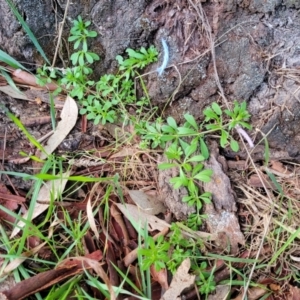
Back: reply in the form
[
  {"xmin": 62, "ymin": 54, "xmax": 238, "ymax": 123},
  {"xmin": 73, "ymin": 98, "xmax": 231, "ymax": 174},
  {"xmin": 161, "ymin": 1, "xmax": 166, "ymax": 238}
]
[
  {"xmin": 232, "ymin": 286, "xmax": 268, "ymax": 300},
  {"xmin": 128, "ymin": 190, "xmax": 166, "ymax": 215},
  {"xmin": 150, "ymin": 265, "xmax": 168, "ymax": 291},
  {"xmin": 115, "ymin": 203, "xmax": 170, "ymax": 232},
  {"xmin": 0, "ymin": 184, "xmax": 25, "ymax": 225},
  {"xmin": 207, "ymin": 285, "xmax": 230, "ymax": 300},
  {"xmin": 161, "ymin": 258, "xmax": 195, "ymax": 300},
  {"xmin": 2, "ymin": 251, "xmax": 102, "ymax": 300},
  {"xmin": 39, "ymin": 95, "xmax": 78, "ymax": 160},
  {"xmin": 287, "ymin": 285, "xmax": 300, "ymax": 300}
]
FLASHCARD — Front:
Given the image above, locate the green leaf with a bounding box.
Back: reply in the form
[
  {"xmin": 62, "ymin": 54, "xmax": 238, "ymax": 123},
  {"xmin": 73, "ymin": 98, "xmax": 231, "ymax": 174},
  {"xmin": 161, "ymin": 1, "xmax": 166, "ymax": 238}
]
[
  {"xmin": 239, "ymin": 121, "xmax": 252, "ymax": 129},
  {"xmin": 87, "ymin": 31, "xmax": 97, "ymax": 37},
  {"xmin": 220, "ymin": 130, "xmax": 228, "ymax": 148},
  {"xmin": 0, "ymin": 49, "xmax": 27, "ymax": 70},
  {"xmin": 184, "ymin": 114, "xmax": 198, "ymax": 130},
  {"xmin": 205, "ymin": 124, "xmax": 220, "ymax": 130},
  {"xmin": 116, "ymin": 55, "xmax": 124, "ymax": 65},
  {"xmin": 224, "ymin": 109, "xmax": 233, "ymax": 118},
  {"xmin": 263, "ymin": 133, "xmax": 270, "ymax": 166},
  {"xmin": 80, "ymin": 108, "xmax": 87, "ymax": 114},
  {"xmin": 70, "ymin": 52, "xmax": 79, "ymax": 65},
  {"xmin": 266, "ymin": 170, "xmax": 283, "ymax": 195},
  {"xmin": 177, "ymin": 127, "xmax": 197, "ymax": 135},
  {"xmin": 78, "ymin": 52, "xmax": 85, "ymax": 66},
  {"xmin": 161, "ymin": 125, "xmax": 176, "ymax": 134},
  {"xmin": 85, "ymin": 52, "xmax": 94, "ymax": 63},
  {"xmin": 167, "ymin": 116, "xmax": 177, "ymax": 129},
  {"xmin": 192, "ymin": 164, "xmax": 203, "ymax": 176},
  {"xmin": 90, "ymin": 52, "xmax": 100, "ymax": 61},
  {"xmin": 187, "ymin": 155, "xmax": 205, "ymax": 162},
  {"xmin": 126, "ymin": 48, "xmax": 145, "ymax": 60},
  {"xmin": 212, "ymin": 102, "xmax": 222, "ymax": 115},
  {"xmin": 68, "ymin": 35, "xmax": 79, "ymax": 42},
  {"xmin": 187, "ymin": 180, "xmax": 197, "ymax": 194},
  {"xmin": 0, "ymin": 69, "xmax": 22, "ymax": 94},
  {"xmin": 80, "ymin": 40, "xmax": 87, "ymax": 52},
  {"xmin": 160, "ymin": 135, "xmax": 175, "ymax": 142},
  {"xmin": 230, "ymin": 138, "xmax": 239, "ymax": 152},
  {"xmin": 193, "ymin": 169, "xmax": 213, "ymax": 182},
  {"xmin": 182, "ymin": 163, "xmax": 192, "ymax": 172},
  {"xmin": 184, "ymin": 142, "xmax": 197, "ymax": 158},
  {"xmin": 7, "ymin": 112, "xmax": 45, "ymax": 153},
  {"xmin": 203, "ymin": 107, "xmax": 218, "ymax": 121},
  {"xmin": 178, "ymin": 139, "xmax": 189, "ymax": 152},
  {"xmin": 146, "ymin": 124, "xmax": 157, "ymax": 133},
  {"xmin": 158, "ymin": 163, "xmax": 177, "ymax": 170},
  {"xmin": 199, "ymin": 138, "xmax": 209, "ymax": 159}
]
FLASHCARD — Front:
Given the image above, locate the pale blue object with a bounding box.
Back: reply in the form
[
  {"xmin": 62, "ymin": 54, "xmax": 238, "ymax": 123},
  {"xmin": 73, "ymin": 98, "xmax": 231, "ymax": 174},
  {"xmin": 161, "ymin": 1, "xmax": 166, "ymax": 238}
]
[{"xmin": 157, "ymin": 38, "xmax": 169, "ymax": 76}]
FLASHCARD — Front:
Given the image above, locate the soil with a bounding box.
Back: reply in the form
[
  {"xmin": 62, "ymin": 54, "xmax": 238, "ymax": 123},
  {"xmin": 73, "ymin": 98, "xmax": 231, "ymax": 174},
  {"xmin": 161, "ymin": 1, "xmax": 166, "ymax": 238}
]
[
  {"xmin": 1, "ymin": 0, "xmax": 300, "ymax": 157},
  {"xmin": 1, "ymin": 0, "xmax": 300, "ymax": 298}
]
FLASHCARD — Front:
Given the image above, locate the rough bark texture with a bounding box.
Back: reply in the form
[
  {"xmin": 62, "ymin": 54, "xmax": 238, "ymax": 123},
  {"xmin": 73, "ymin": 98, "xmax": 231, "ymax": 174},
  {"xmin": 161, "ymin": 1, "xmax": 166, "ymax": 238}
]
[{"xmin": 2, "ymin": 0, "xmax": 299, "ymax": 156}]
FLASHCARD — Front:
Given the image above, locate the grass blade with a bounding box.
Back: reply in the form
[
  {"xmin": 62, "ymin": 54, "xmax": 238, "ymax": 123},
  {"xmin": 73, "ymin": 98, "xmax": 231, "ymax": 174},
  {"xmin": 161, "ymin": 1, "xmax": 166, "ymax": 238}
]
[
  {"xmin": 0, "ymin": 49, "xmax": 27, "ymax": 70},
  {"xmin": 0, "ymin": 69, "xmax": 23, "ymax": 93}
]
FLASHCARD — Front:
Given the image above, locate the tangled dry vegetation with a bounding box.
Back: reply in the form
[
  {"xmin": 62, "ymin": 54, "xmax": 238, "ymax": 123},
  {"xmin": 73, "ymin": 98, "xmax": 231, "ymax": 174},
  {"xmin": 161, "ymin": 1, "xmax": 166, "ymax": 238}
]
[{"xmin": 1, "ymin": 1, "xmax": 300, "ymax": 300}]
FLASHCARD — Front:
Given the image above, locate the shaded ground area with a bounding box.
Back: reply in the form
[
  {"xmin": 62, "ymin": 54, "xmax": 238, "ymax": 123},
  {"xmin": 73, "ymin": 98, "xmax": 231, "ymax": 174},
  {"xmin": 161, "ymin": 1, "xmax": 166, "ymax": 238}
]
[{"xmin": 1, "ymin": 0, "xmax": 300, "ymax": 299}]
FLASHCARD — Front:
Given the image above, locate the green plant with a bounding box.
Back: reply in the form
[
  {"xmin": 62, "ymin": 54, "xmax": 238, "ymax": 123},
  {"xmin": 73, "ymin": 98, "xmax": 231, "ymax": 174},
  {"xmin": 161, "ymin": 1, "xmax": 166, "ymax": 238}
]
[
  {"xmin": 166, "ymin": 224, "xmax": 193, "ymax": 273},
  {"xmin": 195, "ymin": 261, "xmax": 216, "ymax": 298},
  {"xmin": 1, "ymin": 10, "xmax": 263, "ymax": 298},
  {"xmin": 138, "ymin": 235, "xmax": 170, "ymax": 271},
  {"xmin": 136, "ymin": 101, "xmax": 251, "ymax": 229},
  {"xmin": 37, "ymin": 16, "xmax": 158, "ymax": 125},
  {"xmin": 203, "ymin": 101, "xmax": 251, "ymax": 149}
]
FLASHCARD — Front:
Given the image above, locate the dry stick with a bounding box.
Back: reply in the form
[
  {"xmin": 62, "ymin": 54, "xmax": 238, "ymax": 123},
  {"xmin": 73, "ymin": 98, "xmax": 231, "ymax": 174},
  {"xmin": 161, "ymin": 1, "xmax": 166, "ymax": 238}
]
[
  {"xmin": 123, "ymin": 226, "xmax": 169, "ymax": 267},
  {"xmin": 52, "ymin": 0, "xmax": 70, "ymax": 67}
]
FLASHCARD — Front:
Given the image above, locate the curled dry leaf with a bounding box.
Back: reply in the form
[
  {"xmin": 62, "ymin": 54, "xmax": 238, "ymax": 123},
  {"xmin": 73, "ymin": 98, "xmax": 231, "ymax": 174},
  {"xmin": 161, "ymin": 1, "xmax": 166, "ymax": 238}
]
[
  {"xmin": 207, "ymin": 285, "xmax": 230, "ymax": 300},
  {"xmin": 86, "ymin": 183, "xmax": 101, "ymax": 240},
  {"xmin": 39, "ymin": 95, "xmax": 78, "ymax": 160},
  {"xmin": 161, "ymin": 258, "xmax": 195, "ymax": 300},
  {"xmin": 232, "ymin": 286, "xmax": 268, "ymax": 300},
  {"xmin": 150, "ymin": 265, "xmax": 168, "ymax": 291},
  {"xmin": 128, "ymin": 190, "xmax": 166, "ymax": 215},
  {"xmin": 115, "ymin": 203, "xmax": 170, "ymax": 232}
]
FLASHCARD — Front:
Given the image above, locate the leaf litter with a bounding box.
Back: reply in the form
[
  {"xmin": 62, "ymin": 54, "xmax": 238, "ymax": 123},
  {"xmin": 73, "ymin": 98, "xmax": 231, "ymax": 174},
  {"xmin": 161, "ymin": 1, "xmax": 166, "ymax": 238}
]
[
  {"xmin": 2, "ymin": 82, "xmax": 300, "ymax": 299},
  {"xmin": 1, "ymin": 9, "xmax": 300, "ymax": 300}
]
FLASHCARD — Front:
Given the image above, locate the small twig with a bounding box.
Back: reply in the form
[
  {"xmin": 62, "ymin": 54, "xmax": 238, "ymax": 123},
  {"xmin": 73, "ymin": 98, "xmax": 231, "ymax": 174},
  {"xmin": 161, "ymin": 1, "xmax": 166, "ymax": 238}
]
[{"xmin": 52, "ymin": 0, "xmax": 70, "ymax": 67}]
